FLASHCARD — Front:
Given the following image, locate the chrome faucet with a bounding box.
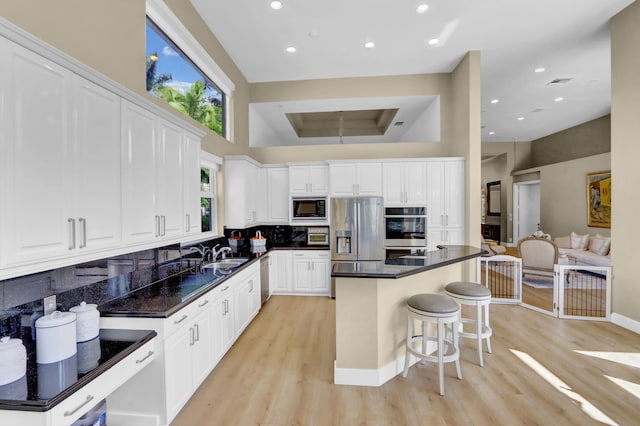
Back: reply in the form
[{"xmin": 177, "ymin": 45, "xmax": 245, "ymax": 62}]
[
  {"xmin": 216, "ymin": 247, "xmax": 232, "ymax": 260},
  {"xmin": 187, "ymin": 245, "xmax": 212, "ymax": 267}
]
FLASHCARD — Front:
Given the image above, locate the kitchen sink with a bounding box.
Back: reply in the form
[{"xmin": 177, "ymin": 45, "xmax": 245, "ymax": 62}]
[{"xmin": 201, "ymin": 258, "xmax": 250, "ymax": 274}]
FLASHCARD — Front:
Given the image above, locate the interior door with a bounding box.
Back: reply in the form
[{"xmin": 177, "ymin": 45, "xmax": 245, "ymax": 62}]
[{"xmin": 513, "ymin": 181, "xmax": 540, "ymax": 243}]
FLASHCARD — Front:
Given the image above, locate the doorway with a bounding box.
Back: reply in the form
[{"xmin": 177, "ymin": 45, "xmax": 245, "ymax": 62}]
[{"xmin": 512, "ymin": 181, "xmax": 540, "ymax": 243}]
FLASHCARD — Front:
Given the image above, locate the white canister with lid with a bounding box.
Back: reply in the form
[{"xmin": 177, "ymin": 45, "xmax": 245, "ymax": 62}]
[
  {"xmin": 69, "ymin": 302, "xmax": 100, "ymax": 343},
  {"xmin": 0, "ymin": 336, "xmax": 26, "ymax": 386},
  {"xmin": 35, "ymin": 311, "xmax": 77, "ymax": 364}
]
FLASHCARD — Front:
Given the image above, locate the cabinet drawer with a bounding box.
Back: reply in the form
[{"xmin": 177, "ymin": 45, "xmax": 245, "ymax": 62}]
[
  {"xmin": 49, "ymin": 338, "xmax": 155, "ymax": 425},
  {"xmin": 164, "ymin": 303, "xmax": 196, "ymax": 338}
]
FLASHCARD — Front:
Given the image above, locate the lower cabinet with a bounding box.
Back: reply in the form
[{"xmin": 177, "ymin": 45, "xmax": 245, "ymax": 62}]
[
  {"xmin": 269, "ymin": 251, "xmax": 293, "ymax": 294},
  {"xmin": 101, "ymin": 261, "xmax": 261, "ymax": 426},
  {"xmin": 163, "ymin": 298, "xmax": 214, "ymax": 422},
  {"xmin": 292, "ymin": 251, "xmax": 331, "ymax": 295}
]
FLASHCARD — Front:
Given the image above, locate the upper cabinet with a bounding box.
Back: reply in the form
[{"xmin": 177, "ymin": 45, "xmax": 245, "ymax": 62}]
[
  {"xmin": 289, "ymin": 164, "xmax": 329, "ymax": 195},
  {"xmin": 0, "ymin": 39, "xmax": 121, "ymax": 268},
  {"xmin": 183, "ymin": 132, "xmax": 202, "ymax": 234},
  {"xmin": 382, "ymin": 161, "xmax": 427, "ymax": 206},
  {"xmin": 329, "ymin": 162, "xmax": 382, "ymax": 196},
  {"xmin": 0, "ymin": 33, "xmax": 204, "ymax": 278},
  {"xmin": 266, "ymin": 167, "xmax": 289, "ymax": 223},
  {"xmin": 426, "ymin": 159, "xmax": 465, "ymax": 249}
]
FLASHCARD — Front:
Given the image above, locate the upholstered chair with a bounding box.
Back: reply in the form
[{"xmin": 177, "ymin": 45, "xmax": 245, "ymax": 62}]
[
  {"xmin": 481, "ymin": 236, "xmax": 506, "ymax": 256},
  {"xmin": 517, "ymin": 237, "xmax": 559, "ymax": 278}
]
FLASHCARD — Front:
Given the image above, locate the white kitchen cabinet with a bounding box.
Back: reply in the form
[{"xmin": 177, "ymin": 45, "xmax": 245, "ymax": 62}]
[
  {"xmin": 183, "ymin": 132, "xmax": 202, "ymax": 234},
  {"xmin": 234, "ymin": 266, "xmax": 261, "ymax": 337},
  {"xmin": 329, "ymin": 162, "xmax": 382, "ymax": 196},
  {"xmin": 163, "ymin": 297, "xmax": 214, "ymax": 422},
  {"xmin": 426, "ymin": 159, "xmax": 465, "ymax": 250},
  {"xmin": 0, "ymin": 39, "xmax": 122, "ymax": 267},
  {"xmin": 156, "ymin": 119, "xmax": 185, "ymax": 239},
  {"xmin": 224, "ymin": 156, "xmax": 265, "ymax": 228},
  {"xmin": 266, "ymin": 167, "xmax": 289, "ymax": 223},
  {"xmin": 121, "ymin": 102, "xmax": 188, "ymax": 245},
  {"xmin": 382, "ymin": 161, "xmax": 427, "ymax": 205},
  {"xmin": 289, "ymin": 164, "xmax": 329, "ymax": 195},
  {"xmin": 292, "ymin": 251, "xmax": 331, "ymax": 295},
  {"xmin": 211, "ymin": 282, "xmax": 235, "ymax": 360},
  {"xmin": 121, "ymin": 100, "xmax": 159, "ymax": 245},
  {"xmin": 269, "ymin": 251, "xmax": 293, "ymax": 294}
]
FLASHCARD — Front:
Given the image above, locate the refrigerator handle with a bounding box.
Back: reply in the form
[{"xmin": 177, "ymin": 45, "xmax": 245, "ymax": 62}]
[{"xmin": 355, "ymin": 202, "xmax": 360, "ymax": 257}]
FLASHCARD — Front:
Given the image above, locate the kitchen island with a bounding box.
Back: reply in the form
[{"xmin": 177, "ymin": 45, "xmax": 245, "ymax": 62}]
[{"xmin": 331, "ymin": 245, "xmax": 485, "ymax": 387}]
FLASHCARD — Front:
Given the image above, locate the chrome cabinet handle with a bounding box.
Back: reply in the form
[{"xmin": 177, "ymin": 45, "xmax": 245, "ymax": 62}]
[
  {"xmin": 198, "ymin": 299, "xmax": 209, "ymax": 308},
  {"xmin": 64, "ymin": 395, "xmax": 94, "ymax": 417},
  {"xmin": 186, "ymin": 213, "xmax": 190, "ymax": 232},
  {"xmin": 68, "ymin": 218, "xmax": 76, "ymax": 250},
  {"xmin": 221, "ymin": 285, "xmax": 230, "ymax": 292},
  {"xmin": 194, "ymin": 323, "xmax": 200, "ymax": 342},
  {"xmin": 249, "ymin": 280, "xmax": 253, "ymax": 292},
  {"xmin": 162, "ymin": 215, "xmax": 166, "ymax": 236},
  {"xmin": 155, "ymin": 215, "xmax": 160, "ymax": 237},
  {"xmin": 189, "ymin": 327, "xmax": 195, "ymax": 345},
  {"xmin": 79, "ymin": 218, "xmax": 87, "ymax": 248},
  {"xmin": 135, "ymin": 351, "xmax": 154, "ymax": 364},
  {"xmin": 174, "ymin": 314, "xmax": 188, "ymax": 324}
]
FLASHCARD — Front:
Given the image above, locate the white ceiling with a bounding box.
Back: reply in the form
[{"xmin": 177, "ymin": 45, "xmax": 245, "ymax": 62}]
[{"xmin": 191, "ymin": 0, "xmax": 634, "ymax": 145}]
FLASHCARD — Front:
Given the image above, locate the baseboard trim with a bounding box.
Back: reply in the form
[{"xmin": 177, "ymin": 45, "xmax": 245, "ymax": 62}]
[
  {"xmin": 333, "ymin": 354, "xmax": 425, "ymax": 387},
  {"xmin": 611, "ymin": 312, "xmax": 640, "ymax": 334}
]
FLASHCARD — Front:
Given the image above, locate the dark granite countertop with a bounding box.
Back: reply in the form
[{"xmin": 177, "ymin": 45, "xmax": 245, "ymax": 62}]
[
  {"xmin": 0, "ymin": 328, "xmax": 156, "ymax": 412},
  {"xmin": 331, "ymin": 245, "xmax": 486, "ymax": 279},
  {"xmin": 98, "ymin": 245, "xmax": 328, "ymax": 319}
]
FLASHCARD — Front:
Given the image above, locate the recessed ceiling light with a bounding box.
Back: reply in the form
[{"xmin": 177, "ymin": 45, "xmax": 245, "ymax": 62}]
[
  {"xmin": 517, "ymin": 116, "xmax": 525, "ymax": 121},
  {"xmin": 489, "ymin": 131, "xmax": 495, "ymax": 135},
  {"xmin": 364, "ymin": 41, "xmax": 375, "ymax": 49},
  {"xmin": 554, "ymin": 97, "xmax": 564, "ymax": 102},
  {"xmin": 427, "ymin": 38, "xmax": 439, "ymax": 46},
  {"xmin": 490, "ymin": 99, "xmax": 499, "ymax": 104},
  {"xmin": 534, "ymin": 67, "xmax": 546, "ymax": 73},
  {"xmin": 270, "ymin": 1, "xmax": 283, "ymax": 10},
  {"xmin": 416, "ymin": 4, "xmax": 429, "ymax": 14},
  {"xmin": 285, "ymin": 46, "xmax": 296, "ymax": 53}
]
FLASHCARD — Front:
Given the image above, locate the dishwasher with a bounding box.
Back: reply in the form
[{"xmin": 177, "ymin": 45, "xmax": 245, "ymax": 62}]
[{"xmin": 260, "ymin": 255, "xmax": 270, "ymax": 305}]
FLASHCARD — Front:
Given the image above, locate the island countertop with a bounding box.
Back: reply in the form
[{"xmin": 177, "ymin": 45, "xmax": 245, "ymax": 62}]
[{"xmin": 331, "ymin": 245, "xmax": 486, "ymax": 279}]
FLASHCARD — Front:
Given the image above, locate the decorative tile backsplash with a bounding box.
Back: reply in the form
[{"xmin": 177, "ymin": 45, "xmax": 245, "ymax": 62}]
[{"xmin": 0, "ymin": 236, "xmax": 226, "ymax": 338}]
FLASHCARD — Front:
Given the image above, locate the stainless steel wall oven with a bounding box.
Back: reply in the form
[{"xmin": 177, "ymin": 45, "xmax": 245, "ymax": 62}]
[{"xmin": 384, "ymin": 206, "xmax": 427, "ymax": 247}]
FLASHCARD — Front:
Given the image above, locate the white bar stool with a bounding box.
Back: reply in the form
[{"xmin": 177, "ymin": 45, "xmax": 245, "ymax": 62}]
[
  {"xmin": 444, "ymin": 281, "xmax": 493, "ymax": 366},
  {"xmin": 402, "ymin": 293, "xmax": 462, "ymax": 396}
]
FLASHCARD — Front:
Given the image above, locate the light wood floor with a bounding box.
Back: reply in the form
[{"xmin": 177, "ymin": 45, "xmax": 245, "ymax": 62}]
[{"xmin": 172, "ymin": 296, "xmax": 640, "ymax": 426}]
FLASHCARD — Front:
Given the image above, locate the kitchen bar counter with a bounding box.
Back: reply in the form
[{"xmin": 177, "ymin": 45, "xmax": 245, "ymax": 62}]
[
  {"xmin": 331, "ymin": 245, "xmax": 485, "ymax": 278},
  {"xmin": 333, "ymin": 245, "xmax": 485, "ymax": 387}
]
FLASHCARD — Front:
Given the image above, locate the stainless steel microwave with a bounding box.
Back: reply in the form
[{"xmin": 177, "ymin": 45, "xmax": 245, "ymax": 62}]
[{"xmin": 292, "ymin": 197, "xmax": 327, "ymax": 221}]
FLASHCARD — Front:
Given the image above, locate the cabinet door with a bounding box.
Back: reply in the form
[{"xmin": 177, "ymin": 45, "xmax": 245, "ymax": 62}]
[
  {"xmin": 426, "ymin": 161, "xmax": 445, "ymax": 228},
  {"xmin": 254, "ymin": 166, "xmax": 267, "ymax": 223},
  {"xmin": 157, "ymin": 119, "xmax": 184, "ymax": 239},
  {"xmin": 121, "ymin": 101, "xmax": 158, "ymax": 245},
  {"xmin": 210, "ymin": 294, "xmax": 226, "ymax": 365},
  {"xmin": 329, "ymin": 163, "xmax": 357, "ymax": 195},
  {"xmin": 183, "ymin": 132, "xmax": 201, "ymax": 234},
  {"xmin": 191, "ymin": 303, "xmax": 214, "ymax": 387},
  {"xmin": 356, "ymin": 163, "xmax": 382, "ymax": 196},
  {"xmin": 405, "ymin": 162, "xmax": 427, "ymax": 205},
  {"xmin": 382, "ymin": 163, "xmax": 404, "ymax": 205},
  {"xmin": 164, "ymin": 325, "xmax": 193, "ymax": 422},
  {"xmin": 0, "ymin": 40, "xmax": 74, "ymax": 265},
  {"xmin": 74, "ymin": 76, "xmax": 122, "ymax": 252},
  {"xmin": 293, "ymin": 256, "xmax": 311, "ymax": 292},
  {"xmin": 310, "ymin": 258, "xmax": 330, "ymax": 294},
  {"xmin": 289, "ymin": 166, "xmax": 309, "ymax": 194},
  {"xmin": 308, "ymin": 165, "xmax": 329, "ymax": 194},
  {"xmin": 267, "ymin": 168, "xmax": 289, "ymax": 223},
  {"xmin": 269, "ymin": 251, "xmax": 292, "ymax": 293},
  {"xmin": 444, "ymin": 160, "xmax": 464, "ymax": 228},
  {"xmin": 224, "ymin": 159, "xmax": 248, "ymax": 228},
  {"xmin": 234, "ymin": 278, "xmax": 252, "ymax": 336}
]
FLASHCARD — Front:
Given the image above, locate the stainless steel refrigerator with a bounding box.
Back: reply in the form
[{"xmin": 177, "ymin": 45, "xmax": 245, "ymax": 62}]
[{"xmin": 330, "ymin": 197, "xmax": 385, "ymax": 295}]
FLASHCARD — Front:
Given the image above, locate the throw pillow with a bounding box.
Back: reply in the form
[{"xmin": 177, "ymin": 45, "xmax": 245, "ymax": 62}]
[
  {"xmin": 570, "ymin": 232, "xmax": 589, "ymax": 250},
  {"xmin": 555, "ymin": 236, "xmax": 571, "ymax": 249},
  {"xmin": 591, "ymin": 234, "xmax": 612, "ymax": 256}
]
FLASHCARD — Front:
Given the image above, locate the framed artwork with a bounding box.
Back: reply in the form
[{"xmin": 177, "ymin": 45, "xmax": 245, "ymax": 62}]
[{"xmin": 587, "ymin": 170, "xmax": 611, "ymax": 228}]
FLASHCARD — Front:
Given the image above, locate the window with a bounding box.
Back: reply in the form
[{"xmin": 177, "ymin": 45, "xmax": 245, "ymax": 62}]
[
  {"xmin": 146, "ymin": 18, "xmax": 226, "ymax": 136},
  {"xmin": 200, "ymin": 152, "xmax": 221, "ymax": 234}
]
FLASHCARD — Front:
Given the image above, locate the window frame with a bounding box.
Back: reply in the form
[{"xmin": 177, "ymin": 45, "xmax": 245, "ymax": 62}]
[{"xmin": 146, "ymin": 0, "xmax": 234, "ymax": 141}]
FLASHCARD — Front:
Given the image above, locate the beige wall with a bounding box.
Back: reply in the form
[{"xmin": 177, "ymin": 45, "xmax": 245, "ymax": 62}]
[
  {"xmin": 611, "ymin": 0, "xmax": 640, "ymax": 323},
  {"xmin": 530, "ymin": 115, "xmax": 611, "ymax": 168},
  {"xmin": 0, "ymin": 0, "xmax": 251, "ymax": 159}
]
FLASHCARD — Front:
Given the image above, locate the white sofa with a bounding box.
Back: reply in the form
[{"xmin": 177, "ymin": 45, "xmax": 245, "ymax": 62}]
[{"xmin": 554, "ymin": 232, "xmax": 611, "ymax": 267}]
